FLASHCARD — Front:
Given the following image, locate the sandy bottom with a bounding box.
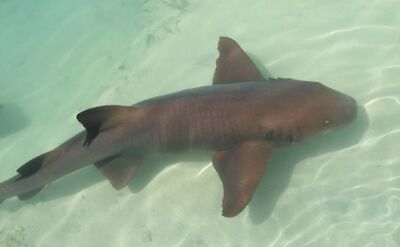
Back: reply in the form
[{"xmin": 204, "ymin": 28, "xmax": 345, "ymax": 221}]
[{"xmin": 1, "ymin": 0, "xmax": 400, "ymax": 246}]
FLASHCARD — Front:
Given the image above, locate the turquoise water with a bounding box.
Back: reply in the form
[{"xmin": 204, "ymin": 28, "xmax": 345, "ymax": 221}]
[{"xmin": 1, "ymin": 0, "xmax": 399, "ymax": 246}]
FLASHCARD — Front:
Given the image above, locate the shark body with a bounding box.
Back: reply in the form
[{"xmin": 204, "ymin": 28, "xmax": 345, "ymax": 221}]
[{"xmin": 0, "ymin": 37, "xmax": 357, "ymax": 217}]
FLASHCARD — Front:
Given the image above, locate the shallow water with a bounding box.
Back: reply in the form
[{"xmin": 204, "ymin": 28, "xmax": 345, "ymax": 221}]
[{"xmin": 1, "ymin": 0, "xmax": 399, "ymax": 246}]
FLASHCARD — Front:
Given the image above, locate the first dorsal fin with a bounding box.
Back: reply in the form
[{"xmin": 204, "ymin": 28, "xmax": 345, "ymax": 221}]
[
  {"xmin": 77, "ymin": 105, "xmax": 135, "ymax": 146},
  {"xmin": 212, "ymin": 37, "xmax": 265, "ymax": 85}
]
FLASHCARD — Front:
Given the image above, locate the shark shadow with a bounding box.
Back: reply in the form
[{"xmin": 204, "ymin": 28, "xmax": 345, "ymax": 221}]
[{"xmin": 0, "ymin": 103, "xmax": 30, "ymax": 139}]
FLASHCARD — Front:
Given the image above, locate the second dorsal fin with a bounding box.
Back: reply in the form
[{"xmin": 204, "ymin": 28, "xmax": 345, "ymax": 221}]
[
  {"xmin": 212, "ymin": 37, "xmax": 265, "ymax": 85},
  {"xmin": 77, "ymin": 105, "xmax": 135, "ymax": 146}
]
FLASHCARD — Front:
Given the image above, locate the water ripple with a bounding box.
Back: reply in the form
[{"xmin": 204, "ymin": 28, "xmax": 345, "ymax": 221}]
[{"xmin": 309, "ymin": 25, "xmax": 400, "ymax": 41}]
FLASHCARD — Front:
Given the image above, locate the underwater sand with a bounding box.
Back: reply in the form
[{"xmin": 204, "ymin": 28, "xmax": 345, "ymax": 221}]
[{"xmin": 1, "ymin": 0, "xmax": 400, "ymax": 246}]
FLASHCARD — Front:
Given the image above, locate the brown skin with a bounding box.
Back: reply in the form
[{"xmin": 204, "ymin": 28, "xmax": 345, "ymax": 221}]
[
  {"xmin": 132, "ymin": 78, "xmax": 356, "ymax": 216},
  {"xmin": 136, "ymin": 79, "xmax": 356, "ymax": 152},
  {"xmin": 0, "ymin": 37, "xmax": 357, "ymax": 217}
]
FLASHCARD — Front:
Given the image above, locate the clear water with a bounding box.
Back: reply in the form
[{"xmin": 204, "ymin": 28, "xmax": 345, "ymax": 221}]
[{"xmin": 0, "ymin": 0, "xmax": 399, "ymax": 246}]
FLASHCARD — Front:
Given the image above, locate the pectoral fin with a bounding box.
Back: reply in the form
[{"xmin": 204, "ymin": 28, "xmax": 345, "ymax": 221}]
[
  {"xmin": 212, "ymin": 141, "xmax": 273, "ymax": 217},
  {"xmin": 213, "ymin": 37, "xmax": 265, "ymax": 85},
  {"xmin": 95, "ymin": 153, "xmax": 143, "ymax": 190}
]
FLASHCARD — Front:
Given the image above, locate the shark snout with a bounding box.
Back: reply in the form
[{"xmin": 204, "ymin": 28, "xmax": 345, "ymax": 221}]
[
  {"xmin": 333, "ymin": 94, "xmax": 357, "ymax": 126},
  {"xmin": 342, "ymin": 95, "xmax": 357, "ymax": 123}
]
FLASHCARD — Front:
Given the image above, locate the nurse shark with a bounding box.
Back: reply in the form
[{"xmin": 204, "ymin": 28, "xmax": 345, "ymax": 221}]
[{"xmin": 0, "ymin": 37, "xmax": 357, "ymax": 217}]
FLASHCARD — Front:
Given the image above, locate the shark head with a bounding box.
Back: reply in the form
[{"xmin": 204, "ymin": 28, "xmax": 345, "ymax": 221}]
[
  {"xmin": 287, "ymin": 80, "xmax": 357, "ymax": 137},
  {"xmin": 259, "ymin": 78, "xmax": 357, "ymax": 145}
]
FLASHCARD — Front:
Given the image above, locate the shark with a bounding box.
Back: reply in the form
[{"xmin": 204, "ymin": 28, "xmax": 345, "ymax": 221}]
[{"xmin": 0, "ymin": 37, "xmax": 357, "ymax": 217}]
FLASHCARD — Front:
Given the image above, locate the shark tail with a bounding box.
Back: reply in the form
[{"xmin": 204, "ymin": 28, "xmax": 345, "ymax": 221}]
[
  {"xmin": 0, "ymin": 152, "xmax": 53, "ymax": 203},
  {"xmin": 0, "ymin": 105, "xmax": 146, "ymax": 203}
]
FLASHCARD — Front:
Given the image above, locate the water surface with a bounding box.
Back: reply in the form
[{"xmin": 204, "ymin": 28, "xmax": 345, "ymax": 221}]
[{"xmin": 1, "ymin": 0, "xmax": 399, "ymax": 246}]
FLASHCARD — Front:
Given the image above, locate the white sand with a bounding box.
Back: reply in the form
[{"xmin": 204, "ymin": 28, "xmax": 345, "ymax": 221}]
[{"xmin": 1, "ymin": 0, "xmax": 400, "ymax": 246}]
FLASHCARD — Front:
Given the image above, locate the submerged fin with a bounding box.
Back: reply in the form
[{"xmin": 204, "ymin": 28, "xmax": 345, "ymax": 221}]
[
  {"xmin": 77, "ymin": 105, "xmax": 136, "ymax": 146},
  {"xmin": 0, "ymin": 175, "xmax": 44, "ymax": 202},
  {"xmin": 18, "ymin": 186, "xmax": 44, "ymax": 200},
  {"xmin": 95, "ymin": 153, "xmax": 143, "ymax": 190},
  {"xmin": 212, "ymin": 141, "xmax": 273, "ymax": 217},
  {"xmin": 212, "ymin": 37, "xmax": 265, "ymax": 85}
]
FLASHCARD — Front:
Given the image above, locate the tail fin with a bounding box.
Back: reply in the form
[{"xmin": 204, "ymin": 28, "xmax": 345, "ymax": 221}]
[{"xmin": 77, "ymin": 105, "xmax": 138, "ymax": 146}]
